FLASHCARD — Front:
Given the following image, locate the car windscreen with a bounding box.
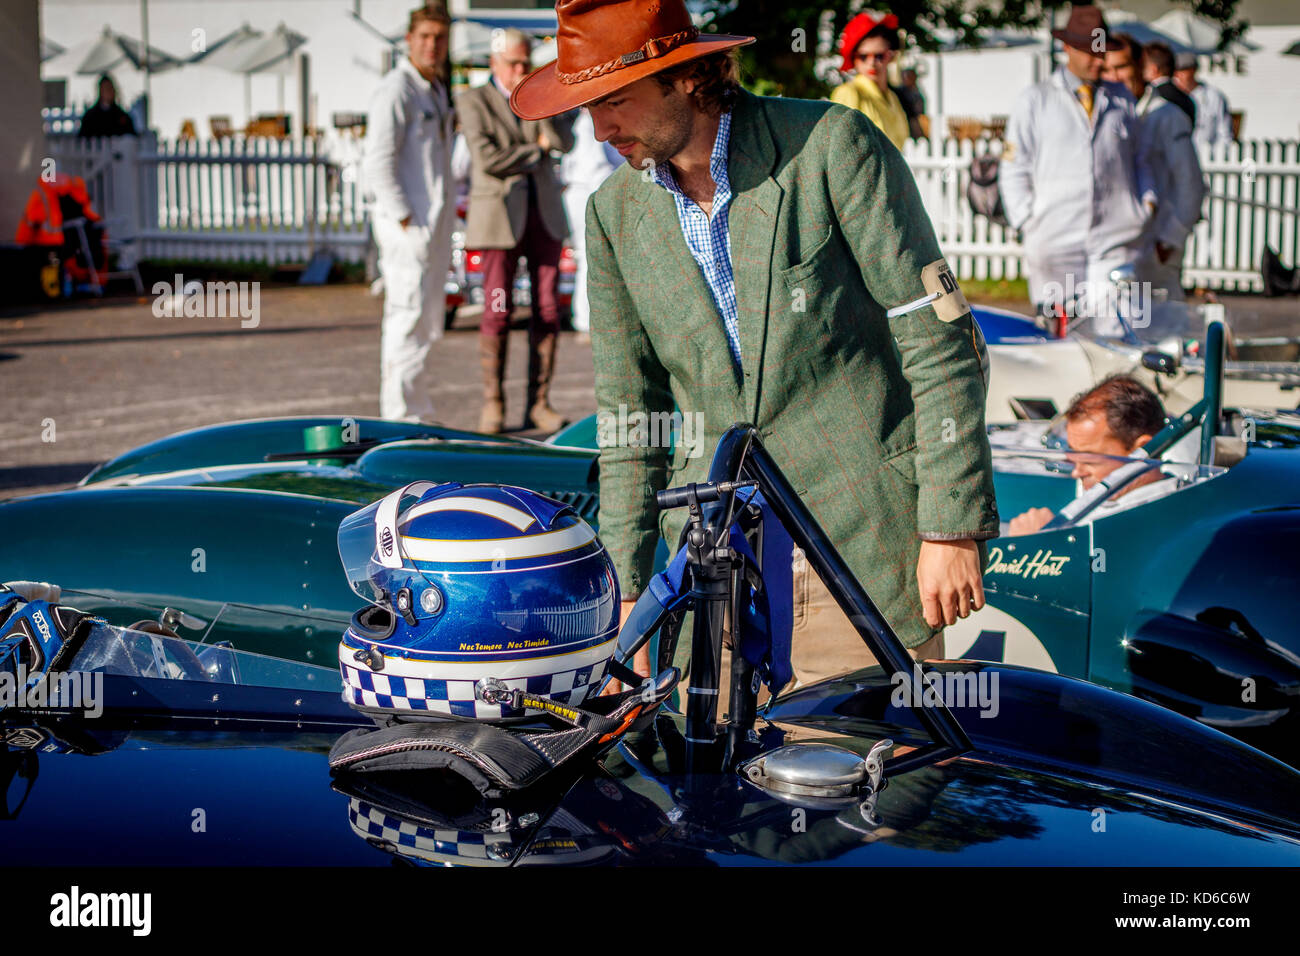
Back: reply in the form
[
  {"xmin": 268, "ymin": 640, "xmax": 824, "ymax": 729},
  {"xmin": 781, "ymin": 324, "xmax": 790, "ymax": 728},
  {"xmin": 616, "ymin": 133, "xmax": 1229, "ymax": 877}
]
[
  {"xmin": 71, "ymin": 620, "xmax": 341, "ymax": 693},
  {"xmin": 991, "ymin": 449, "xmax": 1227, "ymax": 530}
]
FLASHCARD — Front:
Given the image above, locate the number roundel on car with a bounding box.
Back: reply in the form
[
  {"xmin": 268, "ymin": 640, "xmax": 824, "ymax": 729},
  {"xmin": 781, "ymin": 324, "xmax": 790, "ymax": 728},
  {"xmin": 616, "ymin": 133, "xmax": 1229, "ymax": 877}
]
[{"xmin": 943, "ymin": 602, "xmax": 1058, "ymax": 673}]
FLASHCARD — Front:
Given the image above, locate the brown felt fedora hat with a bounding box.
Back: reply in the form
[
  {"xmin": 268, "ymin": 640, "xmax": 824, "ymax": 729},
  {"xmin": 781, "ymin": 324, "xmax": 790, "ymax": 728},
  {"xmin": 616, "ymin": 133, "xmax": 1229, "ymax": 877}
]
[
  {"xmin": 510, "ymin": 0, "xmax": 755, "ymax": 121},
  {"xmin": 1051, "ymin": 4, "xmax": 1119, "ymax": 53}
]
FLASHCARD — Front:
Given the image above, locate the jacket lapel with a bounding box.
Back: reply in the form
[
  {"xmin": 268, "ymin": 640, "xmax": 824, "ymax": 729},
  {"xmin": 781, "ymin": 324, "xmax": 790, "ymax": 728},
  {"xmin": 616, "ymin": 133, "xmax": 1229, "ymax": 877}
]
[
  {"xmin": 629, "ymin": 165, "xmax": 744, "ymax": 402},
  {"xmin": 1053, "ymin": 69, "xmax": 1093, "ymax": 140},
  {"xmin": 481, "ymin": 83, "xmax": 524, "ymax": 142},
  {"xmin": 1091, "ymin": 82, "xmax": 1112, "ymax": 141},
  {"xmin": 727, "ymin": 91, "xmax": 783, "ymax": 422}
]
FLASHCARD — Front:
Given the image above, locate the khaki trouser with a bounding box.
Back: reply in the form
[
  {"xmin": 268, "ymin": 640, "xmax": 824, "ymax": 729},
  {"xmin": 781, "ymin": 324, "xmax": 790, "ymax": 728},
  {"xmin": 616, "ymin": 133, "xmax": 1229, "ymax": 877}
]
[
  {"xmin": 677, "ymin": 545, "xmax": 945, "ymax": 714},
  {"xmin": 788, "ymin": 546, "xmax": 944, "ymax": 688}
]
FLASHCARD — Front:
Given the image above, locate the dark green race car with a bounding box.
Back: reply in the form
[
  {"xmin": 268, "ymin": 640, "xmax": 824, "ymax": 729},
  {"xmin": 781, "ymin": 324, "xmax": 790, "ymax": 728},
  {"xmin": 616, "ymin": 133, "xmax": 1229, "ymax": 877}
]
[{"xmin": 2, "ymin": 323, "xmax": 1298, "ymax": 764}]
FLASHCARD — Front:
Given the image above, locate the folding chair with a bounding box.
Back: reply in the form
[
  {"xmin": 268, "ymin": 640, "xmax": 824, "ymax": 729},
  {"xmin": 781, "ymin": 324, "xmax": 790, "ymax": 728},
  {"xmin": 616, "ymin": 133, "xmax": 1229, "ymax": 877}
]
[{"xmin": 61, "ymin": 216, "xmax": 144, "ymax": 296}]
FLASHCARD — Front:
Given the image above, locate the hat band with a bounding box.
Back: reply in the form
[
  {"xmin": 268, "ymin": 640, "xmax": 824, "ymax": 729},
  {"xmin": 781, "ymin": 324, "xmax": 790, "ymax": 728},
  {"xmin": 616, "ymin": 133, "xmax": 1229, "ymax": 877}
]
[
  {"xmin": 555, "ymin": 26, "xmax": 700, "ymax": 85},
  {"xmin": 1056, "ymin": 31, "xmax": 1106, "ymax": 50}
]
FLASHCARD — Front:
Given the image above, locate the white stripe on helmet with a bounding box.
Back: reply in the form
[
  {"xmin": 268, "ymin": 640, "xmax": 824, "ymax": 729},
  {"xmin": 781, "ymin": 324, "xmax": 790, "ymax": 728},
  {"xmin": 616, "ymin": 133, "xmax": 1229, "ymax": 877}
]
[
  {"xmin": 401, "ymin": 495, "xmax": 539, "ymax": 531},
  {"xmin": 401, "ymin": 521, "xmax": 596, "ymax": 564}
]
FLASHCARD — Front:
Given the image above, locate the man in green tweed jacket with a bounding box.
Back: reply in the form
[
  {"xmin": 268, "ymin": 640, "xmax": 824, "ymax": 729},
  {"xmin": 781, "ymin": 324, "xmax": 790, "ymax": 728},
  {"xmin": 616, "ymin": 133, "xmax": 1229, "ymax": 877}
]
[{"xmin": 510, "ymin": 0, "xmax": 998, "ymax": 680}]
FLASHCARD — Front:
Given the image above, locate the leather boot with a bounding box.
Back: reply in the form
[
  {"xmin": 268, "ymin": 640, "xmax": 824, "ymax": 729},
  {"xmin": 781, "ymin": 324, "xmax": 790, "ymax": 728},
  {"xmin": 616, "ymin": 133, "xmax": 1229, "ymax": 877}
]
[
  {"xmin": 524, "ymin": 329, "xmax": 569, "ymax": 432},
  {"xmin": 478, "ymin": 334, "xmax": 508, "ymax": 433}
]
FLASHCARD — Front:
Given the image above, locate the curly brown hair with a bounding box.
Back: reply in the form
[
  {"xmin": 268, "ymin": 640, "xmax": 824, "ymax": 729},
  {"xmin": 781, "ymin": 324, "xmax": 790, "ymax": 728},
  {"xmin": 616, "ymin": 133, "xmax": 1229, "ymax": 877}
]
[{"xmin": 651, "ymin": 51, "xmax": 741, "ymax": 117}]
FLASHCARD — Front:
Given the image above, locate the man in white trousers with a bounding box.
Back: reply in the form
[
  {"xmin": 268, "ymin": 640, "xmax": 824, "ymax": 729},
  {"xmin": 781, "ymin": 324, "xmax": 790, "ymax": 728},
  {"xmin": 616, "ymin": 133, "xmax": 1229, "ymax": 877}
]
[
  {"xmin": 559, "ymin": 110, "xmax": 619, "ymax": 334},
  {"xmin": 363, "ymin": 4, "xmax": 457, "ymax": 422}
]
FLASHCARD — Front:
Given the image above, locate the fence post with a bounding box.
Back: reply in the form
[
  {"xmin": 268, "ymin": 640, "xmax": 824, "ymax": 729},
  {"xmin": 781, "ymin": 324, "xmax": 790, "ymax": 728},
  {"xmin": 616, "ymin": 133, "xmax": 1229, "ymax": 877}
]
[
  {"xmin": 307, "ymin": 135, "xmax": 318, "ymax": 258},
  {"xmin": 113, "ymin": 135, "xmax": 141, "ymax": 268}
]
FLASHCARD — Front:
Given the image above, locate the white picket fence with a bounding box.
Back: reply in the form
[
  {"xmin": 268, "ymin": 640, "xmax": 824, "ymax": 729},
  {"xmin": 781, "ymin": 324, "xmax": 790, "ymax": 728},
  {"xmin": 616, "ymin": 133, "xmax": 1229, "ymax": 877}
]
[
  {"xmin": 902, "ymin": 138, "xmax": 1023, "ymax": 281},
  {"xmin": 902, "ymin": 136, "xmax": 1300, "ymax": 292},
  {"xmin": 42, "ymin": 130, "xmax": 1300, "ymax": 290},
  {"xmin": 46, "ymin": 132, "xmax": 369, "ymax": 266},
  {"xmin": 1188, "ymin": 139, "xmax": 1300, "ymax": 290}
]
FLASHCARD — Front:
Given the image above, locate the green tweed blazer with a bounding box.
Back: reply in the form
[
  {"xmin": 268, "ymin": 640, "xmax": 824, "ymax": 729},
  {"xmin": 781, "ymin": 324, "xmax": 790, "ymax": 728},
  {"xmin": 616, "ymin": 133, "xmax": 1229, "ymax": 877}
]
[{"xmin": 585, "ymin": 89, "xmax": 999, "ymax": 648}]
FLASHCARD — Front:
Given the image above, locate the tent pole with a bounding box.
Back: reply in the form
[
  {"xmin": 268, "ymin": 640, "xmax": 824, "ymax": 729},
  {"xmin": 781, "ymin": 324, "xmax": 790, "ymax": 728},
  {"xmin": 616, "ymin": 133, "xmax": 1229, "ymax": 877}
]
[{"xmin": 139, "ymin": 0, "xmax": 151, "ymax": 128}]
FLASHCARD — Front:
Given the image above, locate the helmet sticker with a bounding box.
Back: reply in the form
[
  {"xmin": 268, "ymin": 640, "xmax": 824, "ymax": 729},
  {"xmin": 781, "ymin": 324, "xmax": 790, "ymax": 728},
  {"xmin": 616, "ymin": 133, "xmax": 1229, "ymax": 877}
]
[{"xmin": 374, "ymin": 481, "xmax": 440, "ymax": 569}]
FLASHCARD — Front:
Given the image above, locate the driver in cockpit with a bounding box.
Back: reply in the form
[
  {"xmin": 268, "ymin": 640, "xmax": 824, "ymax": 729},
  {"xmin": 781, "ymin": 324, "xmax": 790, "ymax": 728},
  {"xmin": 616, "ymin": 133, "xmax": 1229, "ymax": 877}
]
[{"xmin": 1008, "ymin": 375, "xmax": 1171, "ymax": 535}]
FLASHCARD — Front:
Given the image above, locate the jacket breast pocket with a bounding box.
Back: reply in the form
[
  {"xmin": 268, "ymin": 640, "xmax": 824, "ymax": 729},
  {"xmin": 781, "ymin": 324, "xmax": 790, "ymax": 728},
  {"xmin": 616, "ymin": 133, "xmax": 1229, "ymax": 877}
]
[
  {"xmin": 779, "ymin": 224, "xmax": 854, "ymax": 332},
  {"xmin": 780, "ymin": 224, "xmax": 836, "ymax": 285}
]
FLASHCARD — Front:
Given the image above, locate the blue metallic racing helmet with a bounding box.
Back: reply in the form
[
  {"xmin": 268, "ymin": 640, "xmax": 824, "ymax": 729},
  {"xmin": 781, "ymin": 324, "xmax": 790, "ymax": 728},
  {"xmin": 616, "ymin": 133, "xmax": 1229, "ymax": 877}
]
[{"xmin": 337, "ymin": 481, "xmax": 620, "ymax": 721}]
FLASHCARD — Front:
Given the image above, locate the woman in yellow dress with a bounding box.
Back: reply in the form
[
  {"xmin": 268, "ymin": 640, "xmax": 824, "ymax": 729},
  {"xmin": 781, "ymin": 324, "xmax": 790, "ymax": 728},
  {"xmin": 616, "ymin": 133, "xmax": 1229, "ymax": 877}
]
[{"xmin": 830, "ymin": 12, "xmax": 910, "ymax": 151}]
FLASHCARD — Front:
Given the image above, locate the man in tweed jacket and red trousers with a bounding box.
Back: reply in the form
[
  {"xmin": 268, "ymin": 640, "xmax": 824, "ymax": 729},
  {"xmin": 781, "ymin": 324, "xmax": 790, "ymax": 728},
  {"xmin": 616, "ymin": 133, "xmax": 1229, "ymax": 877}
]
[{"xmin": 511, "ymin": 0, "xmax": 999, "ymax": 690}]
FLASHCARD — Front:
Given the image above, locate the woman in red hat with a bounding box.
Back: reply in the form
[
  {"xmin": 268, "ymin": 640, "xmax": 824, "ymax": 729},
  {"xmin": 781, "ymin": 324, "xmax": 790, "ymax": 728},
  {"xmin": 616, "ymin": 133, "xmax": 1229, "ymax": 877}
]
[{"xmin": 830, "ymin": 12, "xmax": 909, "ymax": 150}]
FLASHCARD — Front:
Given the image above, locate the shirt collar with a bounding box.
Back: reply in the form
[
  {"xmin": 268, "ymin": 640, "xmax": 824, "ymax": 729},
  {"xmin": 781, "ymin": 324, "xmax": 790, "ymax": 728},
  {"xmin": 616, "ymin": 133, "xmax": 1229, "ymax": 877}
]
[
  {"xmin": 1057, "ymin": 65, "xmax": 1095, "ymax": 91},
  {"xmin": 652, "ymin": 109, "xmax": 732, "ymax": 198},
  {"xmin": 850, "ymin": 73, "xmax": 893, "ymax": 101},
  {"xmin": 399, "ymin": 56, "xmax": 437, "ymax": 92}
]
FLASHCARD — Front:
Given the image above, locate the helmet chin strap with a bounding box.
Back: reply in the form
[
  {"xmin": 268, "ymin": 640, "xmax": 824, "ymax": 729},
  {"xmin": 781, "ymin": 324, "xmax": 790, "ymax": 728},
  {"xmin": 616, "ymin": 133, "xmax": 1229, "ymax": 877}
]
[{"xmin": 474, "ymin": 663, "xmax": 666, "ymax": 738}]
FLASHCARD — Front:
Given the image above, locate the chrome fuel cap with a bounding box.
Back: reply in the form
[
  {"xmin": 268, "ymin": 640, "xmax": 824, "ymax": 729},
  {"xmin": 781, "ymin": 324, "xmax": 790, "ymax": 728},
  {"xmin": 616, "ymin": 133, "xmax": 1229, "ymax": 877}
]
[{"xmin": 740, "ymin": 739, "xmax": 893, "ymax": 805}]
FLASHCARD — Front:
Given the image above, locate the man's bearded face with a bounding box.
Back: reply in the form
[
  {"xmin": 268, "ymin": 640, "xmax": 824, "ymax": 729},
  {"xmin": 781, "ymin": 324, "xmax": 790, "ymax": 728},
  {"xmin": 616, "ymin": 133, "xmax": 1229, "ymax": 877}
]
[{"xmin": 587, "ymin": 76, "xmax": 698, "ymax": 174}]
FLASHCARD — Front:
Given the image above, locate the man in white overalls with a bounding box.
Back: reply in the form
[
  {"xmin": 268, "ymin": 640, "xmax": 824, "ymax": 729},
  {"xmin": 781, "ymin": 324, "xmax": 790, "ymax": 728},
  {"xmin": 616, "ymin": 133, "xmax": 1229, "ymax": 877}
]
[
  {"xmin": 362, "ymin": 4, "xmax": 457, "ymax": 421},
  {"xmin": 1000, "ymin": 4, "xmax": 1157, "ymax": 337}
]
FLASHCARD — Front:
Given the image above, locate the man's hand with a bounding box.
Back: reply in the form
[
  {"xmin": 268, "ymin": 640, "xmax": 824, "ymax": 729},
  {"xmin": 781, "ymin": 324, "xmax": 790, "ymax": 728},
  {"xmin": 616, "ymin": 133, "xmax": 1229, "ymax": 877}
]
[
  {"xmin": 399, "ymin": 215, "xmax": 412, "ymax": 229},
  {"xmin": 916, "ymin": 539, "xmax": 985, "ymax": 628},
  {"xmin": 538, "ymin": 133, "xmax": 552, "ymax": 152},
  {"xmin": 600, "ymin": 599, "xmax": 648, "ymax": 696},
  {"xmin": 1008, "ymin": 507, "xmax": 1054, "ymax": 536}
]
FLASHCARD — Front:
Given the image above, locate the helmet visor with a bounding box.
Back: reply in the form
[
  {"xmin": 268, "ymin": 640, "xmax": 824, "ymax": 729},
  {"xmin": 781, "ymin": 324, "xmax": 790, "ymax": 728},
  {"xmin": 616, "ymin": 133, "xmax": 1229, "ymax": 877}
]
[{"xmin": 338, "ymin": 481, "xmax": 444, "ymax": 606}]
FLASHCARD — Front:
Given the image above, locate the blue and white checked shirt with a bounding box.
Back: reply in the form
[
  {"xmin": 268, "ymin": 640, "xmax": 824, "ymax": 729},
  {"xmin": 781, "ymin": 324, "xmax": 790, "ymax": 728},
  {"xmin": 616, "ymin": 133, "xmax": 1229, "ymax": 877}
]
[{"xmin": 651, "ymin": 110, "xmax": 741, "ymax": 366}]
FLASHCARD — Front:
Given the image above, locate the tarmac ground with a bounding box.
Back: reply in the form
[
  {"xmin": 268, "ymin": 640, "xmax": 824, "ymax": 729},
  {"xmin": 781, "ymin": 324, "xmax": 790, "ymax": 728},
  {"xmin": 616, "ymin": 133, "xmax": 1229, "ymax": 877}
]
[
  {"xmin": 1, "ymin": 282, "xmax": 1296, "ymax": 500},
  {"xmin": 0, "ymin": 286, "xmax": 595, "ymax": 499}
]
